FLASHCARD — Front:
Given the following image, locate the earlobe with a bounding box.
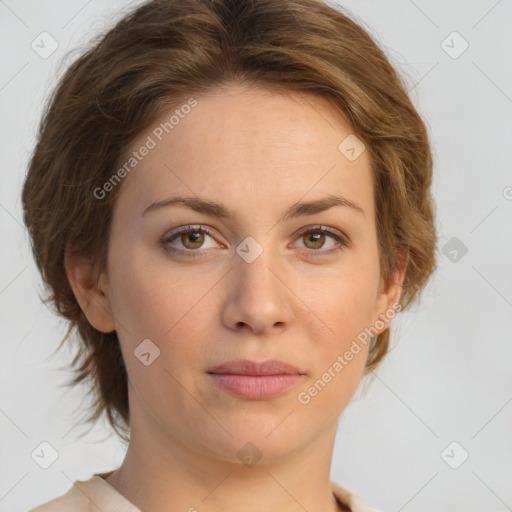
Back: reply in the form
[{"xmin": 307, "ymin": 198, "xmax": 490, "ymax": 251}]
[{"xmin": 64, "ymin": 252, "xmax": 116, "ymax": 333}]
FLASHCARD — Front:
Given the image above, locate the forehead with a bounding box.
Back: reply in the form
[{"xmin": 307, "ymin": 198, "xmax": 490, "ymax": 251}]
[{"xmin": 115, "ymin": 85, "xmax": 374, "ymax": 224}]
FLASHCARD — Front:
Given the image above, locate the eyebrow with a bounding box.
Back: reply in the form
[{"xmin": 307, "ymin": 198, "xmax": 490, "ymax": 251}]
[{"xmin": 142, "ymin": 194, "xmax": 365, "ymax": 221}]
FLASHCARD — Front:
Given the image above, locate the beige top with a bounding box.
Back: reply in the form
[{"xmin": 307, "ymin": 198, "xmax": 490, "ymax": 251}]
[{"xmin": 29, "ymin": 471, "xmax": 382, "ymax": 512}]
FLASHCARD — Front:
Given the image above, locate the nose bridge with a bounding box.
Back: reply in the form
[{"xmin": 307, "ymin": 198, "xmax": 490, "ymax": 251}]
[{"xmin": 235, "ymin": 235, "xmax": 282, "ymax": 299}]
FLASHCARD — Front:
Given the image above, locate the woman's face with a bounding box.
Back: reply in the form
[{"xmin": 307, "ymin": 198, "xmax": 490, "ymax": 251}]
[{"xmin": 101, "ymin": 84, "xmax": 399, "ymax": 464}]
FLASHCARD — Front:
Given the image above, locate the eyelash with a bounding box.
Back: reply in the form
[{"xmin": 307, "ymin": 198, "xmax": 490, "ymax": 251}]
[{"xmin": 161, "ymin": 224, "xmax": 349, "ymax": 258}]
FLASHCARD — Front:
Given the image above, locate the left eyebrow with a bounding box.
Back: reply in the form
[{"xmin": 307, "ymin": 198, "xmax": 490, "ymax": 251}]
[{"xmin": 141, "ymin": 194, "xmax": 365, "ymax": 220}]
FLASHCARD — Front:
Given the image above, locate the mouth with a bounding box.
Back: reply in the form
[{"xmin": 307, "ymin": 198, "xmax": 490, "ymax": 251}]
[
  {"xmin": 207, "ymin": 359, "xmax": 306, "ymax": 400},
  {"xmin": 207, "ymin": 358, "xmax": 306, "ymax": 376}
]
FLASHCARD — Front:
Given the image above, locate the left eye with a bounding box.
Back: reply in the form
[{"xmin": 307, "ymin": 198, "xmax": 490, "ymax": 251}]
[{"xmin": 293, "ymin": 226, "xmax": 347, "ymax": 253}]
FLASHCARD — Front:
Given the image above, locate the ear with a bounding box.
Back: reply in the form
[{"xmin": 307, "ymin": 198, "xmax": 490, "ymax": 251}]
[
  {"xmin": 371, "ymin": 248, "xmax": 408, "ymax": 334},
  {"xmin": 64, "ymin": 252, "xmax": 116, "ymax": 333}
]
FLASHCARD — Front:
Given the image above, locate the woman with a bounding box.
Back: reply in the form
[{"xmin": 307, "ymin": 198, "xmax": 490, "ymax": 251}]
[{"xmin": 22, "ymin": 0, "xmax": 437, "ymax": 510}]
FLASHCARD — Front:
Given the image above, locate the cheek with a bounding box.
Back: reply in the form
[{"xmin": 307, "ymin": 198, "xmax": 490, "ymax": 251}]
[
  {"xmin": 297, "ymin": 262, "xmax": 380, "ymax": 340},
  {"xmin": 295, "ymin": 277, "xmax": 374, "ymax": 415},
  {"xmin": 108, "ymin": 244, "xmax": 219, "ymax": 356},
  {"xmin": 296, "ymin": 355, "xmax": 366, "ymax": 424},
  {"xmin": 107, "ymin": 243, "xmax": 177, "ymax": 339},
  {"xmin": 292, "ymin": 255, "xmax": 379, "ymax": 396}
]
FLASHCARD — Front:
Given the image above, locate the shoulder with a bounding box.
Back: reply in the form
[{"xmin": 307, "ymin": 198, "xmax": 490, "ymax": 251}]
[
  {"xmin": 30, "ymin": 476, "xmax": 378, "ymax": 512},
  {"xmin": 28, "ymin": 473, "xmax": 140, "ymax": 512},
  {"xmin": 28, "ymin": 482, "xmax": 89, "ymax": 512},
  {"xmin": 331, "ymin": 480, "xmax": 383, "ymax": 512}
]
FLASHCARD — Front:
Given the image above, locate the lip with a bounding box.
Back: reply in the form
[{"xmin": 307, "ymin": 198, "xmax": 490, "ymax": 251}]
[
  {"xmin": 207, "ymin": 359, "xmax": 306, "ymax": 400},
  {"xmin": 208, "ymin": 359, "xmax": 305, "ymax": 376},
  {"xmin": 208, "ymin": 374, "xmax": 304, "ymax": 400}
]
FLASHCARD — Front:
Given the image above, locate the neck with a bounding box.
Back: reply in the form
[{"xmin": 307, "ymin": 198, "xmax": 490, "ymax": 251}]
[{"xmin": 106, "ymin": 407, "xmax": 343, "ymax": 512}]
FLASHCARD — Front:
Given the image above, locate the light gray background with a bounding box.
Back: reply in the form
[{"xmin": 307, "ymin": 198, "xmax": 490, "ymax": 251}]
[{"xmin": 1, "ymin": 1, "xmax": 511, "ymax": 511}]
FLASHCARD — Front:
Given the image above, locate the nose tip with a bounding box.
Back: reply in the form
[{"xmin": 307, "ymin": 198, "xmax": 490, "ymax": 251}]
[{"xmin": 222, "ymin": 256, "xmax": 293, "ymax": 335}]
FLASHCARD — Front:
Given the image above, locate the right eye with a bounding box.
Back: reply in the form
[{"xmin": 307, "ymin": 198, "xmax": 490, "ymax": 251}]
[{"xmin": 161, "ymin": 225, "xmax": 223, "ymax": 257}]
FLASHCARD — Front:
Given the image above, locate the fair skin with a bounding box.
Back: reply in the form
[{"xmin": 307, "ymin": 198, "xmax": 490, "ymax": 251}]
[{"xmin": 65, "ymin": 84, "xmax": 405, "ymax": 512}]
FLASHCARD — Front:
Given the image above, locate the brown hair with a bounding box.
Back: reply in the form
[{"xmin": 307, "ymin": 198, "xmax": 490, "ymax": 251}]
[{"xmin": 22, "ymin": 0, "xmax": 437, "ymax": 443}]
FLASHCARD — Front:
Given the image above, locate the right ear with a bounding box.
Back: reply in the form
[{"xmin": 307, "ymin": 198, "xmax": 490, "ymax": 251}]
[{"xmin": 64, "ymin": 252, "xmax": 116, "ymax": 333}]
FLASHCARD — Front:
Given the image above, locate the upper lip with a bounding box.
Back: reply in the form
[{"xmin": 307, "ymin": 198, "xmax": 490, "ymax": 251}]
[{"xmin": 208, "ymin": 359, "xmax": 305, "ymax": 376}]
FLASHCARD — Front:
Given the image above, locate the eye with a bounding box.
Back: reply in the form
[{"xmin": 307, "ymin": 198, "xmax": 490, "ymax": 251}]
[
  {"xmin": 162, "ymin": 225, "xmax": 220, "ymax": 256},
  {"xmin": 293, "ymin": 225, "xmax": 348, "ymax": 255}
]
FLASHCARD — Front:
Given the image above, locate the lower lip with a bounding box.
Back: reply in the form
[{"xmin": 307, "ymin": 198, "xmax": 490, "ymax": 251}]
[{"xmin": 208, "ymin": 373, "xmax": 304, "ymax": 400}]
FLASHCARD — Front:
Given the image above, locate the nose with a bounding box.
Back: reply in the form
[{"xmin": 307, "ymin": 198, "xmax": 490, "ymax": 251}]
[{"xmin": 220, "ymin": 246, "xmax": 294, "ymax": 335}]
